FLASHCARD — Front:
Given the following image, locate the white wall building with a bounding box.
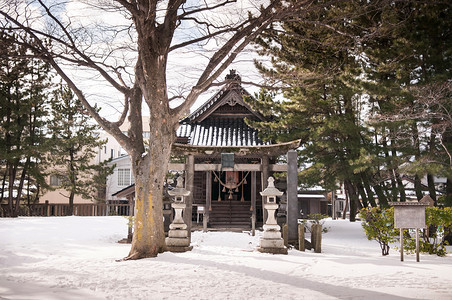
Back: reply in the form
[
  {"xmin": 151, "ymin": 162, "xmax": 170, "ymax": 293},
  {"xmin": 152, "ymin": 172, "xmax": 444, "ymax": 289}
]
[
  {"xmin": 105, "ymin": 155, "xmax": 134, "ymax": 202},
  {"xmin": 40, "ymin": 130, "xmax": 125, "ymax": 204}
]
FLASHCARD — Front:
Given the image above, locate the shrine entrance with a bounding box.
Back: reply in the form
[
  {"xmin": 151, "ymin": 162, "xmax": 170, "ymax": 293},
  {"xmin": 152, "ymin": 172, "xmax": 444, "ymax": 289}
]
[{"xmin": 208, "ymin": 171, "xmax": 262, "ymax": 229}]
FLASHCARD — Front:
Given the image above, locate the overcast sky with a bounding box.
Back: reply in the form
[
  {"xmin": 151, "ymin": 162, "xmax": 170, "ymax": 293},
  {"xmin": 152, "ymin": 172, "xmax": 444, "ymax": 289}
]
[{"xmin": 36, "ymin": 0, "xmax": 271, "ymax": 120}]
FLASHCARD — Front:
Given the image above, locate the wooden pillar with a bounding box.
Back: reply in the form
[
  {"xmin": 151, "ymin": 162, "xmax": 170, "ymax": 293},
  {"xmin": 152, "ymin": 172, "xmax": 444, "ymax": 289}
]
[
  {"xmin": 251, "ymin": 171, "xmax": 256, "ymax": 236},
  {"xmin": 312, "ymin": 224, "xmax": 322, "ymax": 253},
  {"xmin": 184, "ymin": 155, "xmax": 195, "ymax": 239},
  {"xmin": 298, "ymin": 224, "xmax": 305, "ymax": 251},
  {"xmin": 416, "ymin": 228, "xmax": 420, "ymax": 262},
  {"xmin": 204, "ymin": 170, "xmax": 211, "ymax": 232},
  {"xmin": 261, "ymin": 155, "xmax": 269, "ymax": 223},
  {"xmin": 400, "ymin": 228, "xmax": 404, "ymax": 262}
]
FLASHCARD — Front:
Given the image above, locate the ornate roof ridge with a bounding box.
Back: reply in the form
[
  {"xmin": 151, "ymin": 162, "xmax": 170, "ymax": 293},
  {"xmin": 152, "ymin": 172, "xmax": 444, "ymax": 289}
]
[{"xmin": 181, "ymin": 70, "xmax": 257, "ymax": 124}]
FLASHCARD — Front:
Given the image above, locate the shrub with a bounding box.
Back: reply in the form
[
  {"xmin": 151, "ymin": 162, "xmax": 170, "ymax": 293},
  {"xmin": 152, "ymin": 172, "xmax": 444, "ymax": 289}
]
[
  {"xmin": 300, "ymin": 214, "xmax": 330, "ymax": 233},
  {"xmin": 403, "ymin": 207, "xmax": 452, "ymax": 257},
  {"xmin": 360, "ymin": 207, "xmax": 398, "ymax": 256},
  {"xmin": 361, "ymin": 206, "xmax": 452, "ymax": 257}
]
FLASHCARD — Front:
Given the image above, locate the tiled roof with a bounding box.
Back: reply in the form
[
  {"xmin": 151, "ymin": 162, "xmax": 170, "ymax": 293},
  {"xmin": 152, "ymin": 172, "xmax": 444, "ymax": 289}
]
[
  {"xmin": 176, "ymin": 70, "xmax": 269, "ymax": 147},
  {"xmin": 177, "ymin": 118, "xmax": 269, "ymax": 146}
]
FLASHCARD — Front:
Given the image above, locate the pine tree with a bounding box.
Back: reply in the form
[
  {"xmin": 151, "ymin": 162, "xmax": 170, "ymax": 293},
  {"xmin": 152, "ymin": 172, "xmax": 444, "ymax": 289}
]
[
  {"xmin": 249, "ymin": 1, "xmax": 451, "ymax": 215},
  {"xmin": 363, "ymin": 2, "xmax": 452, "ymax": 204},
  {"xmin": 0, "ymin": 40, "xmax": 52, "ymax": 217},
  {"xmin": 248, "ymin": 1, "xmax": 387, "ymax": 219},
  {"xmin": 47, "ymin": 84, "xmax": 114, "ymax": 216}
]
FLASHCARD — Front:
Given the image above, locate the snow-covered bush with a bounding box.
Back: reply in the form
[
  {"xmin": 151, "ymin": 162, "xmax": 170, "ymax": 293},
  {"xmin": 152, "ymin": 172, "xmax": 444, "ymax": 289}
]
[{"xmin": 301, "ymin": 214, "xmax": 330, "ymax": 233}]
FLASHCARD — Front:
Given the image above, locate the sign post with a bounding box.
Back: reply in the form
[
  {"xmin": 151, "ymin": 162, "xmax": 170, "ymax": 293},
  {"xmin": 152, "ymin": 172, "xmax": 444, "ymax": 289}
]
[{"xmin": 389, "ymin": 202, "xmax": 428, "ymax": 262}]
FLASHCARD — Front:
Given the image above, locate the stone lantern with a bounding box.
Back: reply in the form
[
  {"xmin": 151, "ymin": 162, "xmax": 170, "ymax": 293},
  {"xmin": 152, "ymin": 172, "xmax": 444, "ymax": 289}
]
[
  {"xmin": 165, "ymin": 176, "xmax": 193, "ymax": 252},
  {"xmin": 258, "ymin": 177, "xmax": 288, "ymax": 254}
]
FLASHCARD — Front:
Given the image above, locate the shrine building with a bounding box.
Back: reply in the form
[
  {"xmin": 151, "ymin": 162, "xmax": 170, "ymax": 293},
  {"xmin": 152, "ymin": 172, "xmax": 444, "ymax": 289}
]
[{"xmin": 108, "ymin": 70, "xmax": 301, "ymax": 239}]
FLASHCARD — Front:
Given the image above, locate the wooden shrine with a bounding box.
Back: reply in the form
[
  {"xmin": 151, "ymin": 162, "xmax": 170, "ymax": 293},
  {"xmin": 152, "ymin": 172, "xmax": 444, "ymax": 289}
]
[{"xmin": 170, "ymin": 70, "xmax": 300, "ymax": 235}]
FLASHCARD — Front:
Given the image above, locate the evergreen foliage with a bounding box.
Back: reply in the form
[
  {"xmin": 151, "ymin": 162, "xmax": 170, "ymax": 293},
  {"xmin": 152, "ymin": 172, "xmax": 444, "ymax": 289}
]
[
  {"xmin": 363, "ymin": 2, "xmax": 452, "ymax": 205},
  {"xmin": 360, "ymin": 207, "xmax": 398, "ymax": 256},
  {"xmin": 402, "ymin": 207, "xmax": 452, "ymax": 256},
  {"xmin": 361, "ymin": 207, "xmax": 452, "ymax": 256},
  {"xmin": 247, "ymin": 1, "xmax": 387, "ymax": 219},
  {"xmin": 248, "ymin": 1, "xmax": 452, "ymax": 215},
  {"xmin": 0, "ymin": 40, "xmax": 52, "ymax": 216},
  {"xmin": 47, "ymin": 84, "xmax": 114, "ymax": 216}
]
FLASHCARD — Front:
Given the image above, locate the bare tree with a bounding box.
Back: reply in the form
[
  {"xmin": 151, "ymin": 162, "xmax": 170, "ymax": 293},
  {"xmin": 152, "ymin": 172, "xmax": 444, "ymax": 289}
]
[
  {"xmin": 0, "ymin": 0, "xmax": 306, "ymax": 259},
  {"xmin": 410, "ymin": 81, "xmax": 452, "ymax": 168}
]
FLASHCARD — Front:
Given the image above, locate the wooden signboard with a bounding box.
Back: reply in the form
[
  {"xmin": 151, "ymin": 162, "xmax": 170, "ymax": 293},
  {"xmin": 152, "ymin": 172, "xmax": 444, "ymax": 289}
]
[
  {"xmin": 393, "ymin": 203, "xmax": 426, "ymax": 229},
  {"xmin": 389, "ymin": 202, "xmax": 428, "ymax": 263}
]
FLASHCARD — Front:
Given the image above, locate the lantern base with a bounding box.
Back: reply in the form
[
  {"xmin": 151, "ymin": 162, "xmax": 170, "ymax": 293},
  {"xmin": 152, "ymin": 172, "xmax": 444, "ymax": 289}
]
[
  {"xmin": 166, "ymin": 227, "xmax": 192, "ymax": 253},
  {"xmin": 166, "ymin": 245, "xmax": 193, "ymax": 253},
  {"xmin": 257, "ymin": 246, "xmax": 288, "ymax": 255}
]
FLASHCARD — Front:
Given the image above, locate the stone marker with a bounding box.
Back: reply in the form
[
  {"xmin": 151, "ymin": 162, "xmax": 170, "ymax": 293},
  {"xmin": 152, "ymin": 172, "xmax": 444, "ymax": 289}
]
[
  {"xmin": 257, "ymin": 177, "xmax": 288, "ymax": 254},
  {"xmin": 166, "ymin": 177, "xmax": 193, "ymax": 252}
]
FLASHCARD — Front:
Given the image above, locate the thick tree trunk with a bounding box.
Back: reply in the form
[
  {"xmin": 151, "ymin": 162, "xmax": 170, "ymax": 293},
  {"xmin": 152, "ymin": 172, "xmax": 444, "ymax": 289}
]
[
  {"xmin": 382, "ymin": 136, "xmax": 398, "ymax": 202},
  {"xmin": 342, "ymin": 185, "xmax": 349, "ymax": 220},
  {"xmin": 0, "ymin": 163, "xmax": 7, "ymax": 204},
  {"xmin": 183, "ymin": 155, "xmax": 195, "ymax": 238},
  {"xmin": 427, "ymin": 134, "xmax": 437, "ymax": 204},
  {"xmin": 15, "ymin": 158, "xmax": 30, "ymax": 217},
  {"xmin": 344, "ymin": 179, "xmax": 360, "ymax": 222},
  {"xmin": 374, "ymin": 183, "xmax": 389, "ymax": 208},
  {"xmin": 126, "ymin": 122, "xmax": 174, "ymax": 260},
  {"xmin": 411, "ymin": 124, "xmax": 424, "ymax": 201}
]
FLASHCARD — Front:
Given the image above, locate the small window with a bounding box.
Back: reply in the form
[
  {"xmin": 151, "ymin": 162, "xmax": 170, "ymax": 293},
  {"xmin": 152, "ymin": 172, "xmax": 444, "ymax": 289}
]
[
  {"xmin": 143, "ymin": 131, "xmax": 150, "ymax": 138},
  {"xmin": 111, "ymin": 149, "xmax": 114, "ymax": 159},
  {"xmin": 50, "ymin": 175, "xmax": 63, "ymax": 186},
  {"xmin": 118, "ymin": 168, "xmax": 134, "ymax": 186}
]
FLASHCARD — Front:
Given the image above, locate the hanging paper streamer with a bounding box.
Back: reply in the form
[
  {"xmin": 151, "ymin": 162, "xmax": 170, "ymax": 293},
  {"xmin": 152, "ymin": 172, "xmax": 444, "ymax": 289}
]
[{"xmin": 212, "ymin": 171, "xmax": 250, "ymax": 201}]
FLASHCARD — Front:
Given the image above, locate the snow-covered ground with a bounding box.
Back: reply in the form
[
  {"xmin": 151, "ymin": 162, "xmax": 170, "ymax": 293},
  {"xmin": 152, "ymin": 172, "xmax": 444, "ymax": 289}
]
[{"xmin": 1, "ymin": 217, "xmax": 451, "ymax": 300}]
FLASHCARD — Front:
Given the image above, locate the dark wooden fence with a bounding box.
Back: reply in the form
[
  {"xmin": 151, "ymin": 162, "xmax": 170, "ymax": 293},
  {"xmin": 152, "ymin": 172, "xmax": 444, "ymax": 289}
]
[{"xmin": 0, "ymin": 201, "xmax": 133, "ymax": 217}]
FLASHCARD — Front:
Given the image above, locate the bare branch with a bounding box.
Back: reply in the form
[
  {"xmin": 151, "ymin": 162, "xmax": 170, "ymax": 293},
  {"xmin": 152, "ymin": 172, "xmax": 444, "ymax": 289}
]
[
  {"xmin": 179, "ymin": 0, "xmax": 236, "ymax": 18},
  {"xmin": 171, "ymin": 1, "xmax": 308, "ymax": 119}
]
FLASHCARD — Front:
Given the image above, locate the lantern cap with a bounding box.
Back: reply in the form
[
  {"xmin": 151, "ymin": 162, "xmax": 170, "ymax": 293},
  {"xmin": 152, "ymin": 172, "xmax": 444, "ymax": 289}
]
[
  {"xmin": 260, "ymin": 177, "xmax": 283, "ymax": 197},
  {"xmin": 168, "ymin": 176, "xmax": 191, "ymax": 197}
]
